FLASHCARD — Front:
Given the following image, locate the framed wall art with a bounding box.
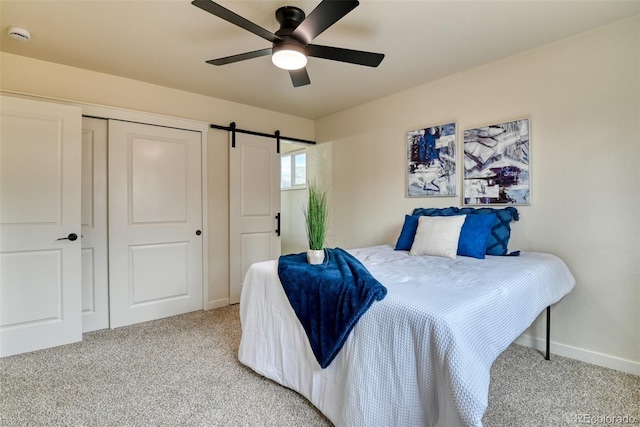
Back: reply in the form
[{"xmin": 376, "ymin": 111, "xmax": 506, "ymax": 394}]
[
  {"xmin": 463, "ymin": 118, "xmax": 530, "ymax": 205},
  {"xmin": 406, "ymin": 122, "xmax": 457, "ymax": 197}
]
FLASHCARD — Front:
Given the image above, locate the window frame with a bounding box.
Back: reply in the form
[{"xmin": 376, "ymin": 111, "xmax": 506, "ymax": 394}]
[{"xmin": 281, "ymin": 149, "xmax": 307, "ymax": 190}]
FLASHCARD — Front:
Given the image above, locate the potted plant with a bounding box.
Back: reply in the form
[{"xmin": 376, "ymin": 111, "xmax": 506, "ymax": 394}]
[{"xmin": 303, "ymin": 180, "xmax": 328, "ymax": 264}]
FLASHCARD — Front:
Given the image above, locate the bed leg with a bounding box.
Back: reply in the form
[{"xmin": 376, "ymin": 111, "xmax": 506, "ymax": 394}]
[{"xmin": 545, "ymin": 306, "xmax": 551, "ymax": 361}]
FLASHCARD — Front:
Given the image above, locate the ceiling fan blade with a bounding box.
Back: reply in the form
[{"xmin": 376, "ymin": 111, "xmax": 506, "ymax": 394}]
[
  {"xmin": 206, "ymin": 48, "xmax": 272, "ymax": 66},
  {"xmin": 292, "ymin": 0, "xmax": 359, "ymax": 44},
  {"xmin": 307, "ymin": 44, "xmax": 384, "ymax": 67},
  {"xmin": 289, "ymin": 68, "xmax": 311, "ymax": 87},
  {"xmin": 192, "ymin": 0, "xmax": 281, "ymax": 43}
]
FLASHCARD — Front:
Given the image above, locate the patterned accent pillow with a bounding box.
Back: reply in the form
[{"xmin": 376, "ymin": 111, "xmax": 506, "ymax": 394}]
[
  {"xmin": 412, "ymin": 207, "xmax": 458, "ymax": 217},
  {"xmin": 457, "ymin": 207, "xmax": 519, "ymax": 256}
]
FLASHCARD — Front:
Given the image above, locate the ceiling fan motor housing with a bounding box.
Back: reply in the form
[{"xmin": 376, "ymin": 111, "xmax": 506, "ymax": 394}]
[
  {"xmin": 275, "ymin": 6, "xmax": 306, "ymax": 33},
  {"xmin": 274, "ymin": 6, "xmax": 307, "ymax": 50}
]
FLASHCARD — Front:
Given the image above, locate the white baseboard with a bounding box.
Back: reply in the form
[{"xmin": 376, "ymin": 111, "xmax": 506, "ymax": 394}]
[
  {"xmin": 515, "ymin": 334, "xmax": 640, "ymax": 376},
  {"xmin": 205, "ymin": 298, "xmax": 230, "ymax": 310}
]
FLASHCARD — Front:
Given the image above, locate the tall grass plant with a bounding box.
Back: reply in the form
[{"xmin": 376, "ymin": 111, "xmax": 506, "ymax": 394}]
[{"xmin": 304, "ymin": 180, "xmax": 328, "ymax": 250}]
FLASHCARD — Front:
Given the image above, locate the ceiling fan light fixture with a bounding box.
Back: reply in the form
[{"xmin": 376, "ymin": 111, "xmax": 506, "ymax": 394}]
[{"xmin": 272, "ymin": 43, "xmax": 307, "ymax": 70}]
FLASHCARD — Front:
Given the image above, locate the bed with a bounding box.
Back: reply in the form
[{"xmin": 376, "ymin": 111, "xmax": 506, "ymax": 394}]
[{"xmin": 238, "ymin": 210, "xmax": 575, "ymax": 426}]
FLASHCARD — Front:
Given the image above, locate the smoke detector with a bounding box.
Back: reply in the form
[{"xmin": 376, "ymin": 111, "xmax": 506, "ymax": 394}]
[{"xmin": 7, "ymin": 27, "xmax": 31, "ymax": 42}]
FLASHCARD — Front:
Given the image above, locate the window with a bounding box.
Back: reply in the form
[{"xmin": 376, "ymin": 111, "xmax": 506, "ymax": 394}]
[{"xmin": 281, "ymin": 150, "xmax": 306, "ymax": 189}]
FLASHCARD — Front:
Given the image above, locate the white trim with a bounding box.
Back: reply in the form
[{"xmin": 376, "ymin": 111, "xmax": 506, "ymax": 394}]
[
  {"xmin": 0, "ymin": 90, "xmax": 209, "ymax": 133},
  {"xmin": 2, "ymin": 89, "xmax": 212, "ymax": 313},
  {"xmin": 200, "ymin": 130, "xmax": 210, "ymax": 311},
  {"xmin": 515, "ymin": 334, "xmax": 640, "ymax": 376}
]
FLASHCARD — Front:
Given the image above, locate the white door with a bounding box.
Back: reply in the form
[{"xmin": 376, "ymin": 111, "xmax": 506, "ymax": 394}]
[
  {"xmin": 108, "ymin": 120, "xmax": 203, "ymax": 328},
  {"xmin": 81, "ymin": 117, "xmax": 109, "ymax": 332},
  {"xmin": 0, "ymin": 96, "xmax": 82, "ymax": 357},
  {"xmin": 229, "ymin": 133, "xmax": 281, "ymax": 304}
]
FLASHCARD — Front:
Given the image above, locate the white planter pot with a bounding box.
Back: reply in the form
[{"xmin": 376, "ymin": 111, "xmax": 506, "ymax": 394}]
[{"xmin": 306, "ymin": 249, "xmax": 325, "ymax": 265}]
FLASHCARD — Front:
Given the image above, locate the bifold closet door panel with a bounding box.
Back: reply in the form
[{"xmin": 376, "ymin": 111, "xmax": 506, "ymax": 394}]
[
  {"xmin": 107, "ymin": 120, "xmax": 203, "ymax": 328},
  {"xmin": 81, "ymin": 117, "xmax": 109, "ymax": 332}
]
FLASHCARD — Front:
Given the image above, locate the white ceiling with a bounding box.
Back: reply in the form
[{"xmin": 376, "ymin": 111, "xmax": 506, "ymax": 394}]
[{"xmin": 1, "ymin": 0, "xmax": 638, "ymax": 120}]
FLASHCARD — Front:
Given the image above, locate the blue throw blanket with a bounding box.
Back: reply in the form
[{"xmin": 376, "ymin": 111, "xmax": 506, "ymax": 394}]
[{"xmin": 278, "ymin": 248, "xmax": 387, "ymax": 369}]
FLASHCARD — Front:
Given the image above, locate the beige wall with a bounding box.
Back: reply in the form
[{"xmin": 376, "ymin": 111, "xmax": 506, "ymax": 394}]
[
  {"xmin": 316, "ymin": 18, "xmax": 640, "ymax": 373},
  {"xmin": 0, "ymin": 51, "xmax": 315, "ymax": 310}
]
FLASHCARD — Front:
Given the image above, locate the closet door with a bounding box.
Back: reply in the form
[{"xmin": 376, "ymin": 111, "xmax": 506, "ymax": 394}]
[
  {"xmin": 0, "ymin": 96, "xmax": 82, "ymax": 357},
  {"xmin": 81, "ymin": 117, "xmax": 109, "ymax": 332},
  {"xmin": 108, "ymin": 120, "xmax": 203, "ymax": 328}
]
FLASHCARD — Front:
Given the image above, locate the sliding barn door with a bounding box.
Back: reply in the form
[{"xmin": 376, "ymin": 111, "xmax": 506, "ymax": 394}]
[
  {"xmin": 108, "ymin": 120, "xmax": 203, "ymax": 328},
  {"xmin": 0, "ymin": 96, "xmax": 82, "ymax": 357},
  {"xmin": 229, "ymin": 133, "xmax": 281, "ymax": 304}
]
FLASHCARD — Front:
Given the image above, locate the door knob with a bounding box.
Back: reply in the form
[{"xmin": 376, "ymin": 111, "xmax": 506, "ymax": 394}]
[{"xmin": 57, "ymin": 233, "xmax": 78, "ymax": 241}]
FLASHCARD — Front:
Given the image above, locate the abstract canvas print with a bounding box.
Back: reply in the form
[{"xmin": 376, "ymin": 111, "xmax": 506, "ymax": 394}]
[
  {"xmin": 463, "ymin": 118, "xmax": 530, "ymax": 205},
  {"xmin": 406, "ymin": 122, "xmax": 456, "ymax": 197}
]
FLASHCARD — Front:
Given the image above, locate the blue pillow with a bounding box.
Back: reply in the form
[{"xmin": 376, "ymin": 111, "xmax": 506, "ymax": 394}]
[
  {"xmin": 457, "ymin": 214, "xmax": 495, "ymax": 259},
  {"xmin": 457, "ymin": 207, "xmax": 519, "ymax": 256},
  {"xmin": 394, "ymin": 215, "xmax": 419, "ymax": 250}
]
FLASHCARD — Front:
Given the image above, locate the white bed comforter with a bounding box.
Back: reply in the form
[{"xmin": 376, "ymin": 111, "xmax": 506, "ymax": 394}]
[{"xmin": 238, "ymin": 245, "xmax": 575, "ymax": 427}]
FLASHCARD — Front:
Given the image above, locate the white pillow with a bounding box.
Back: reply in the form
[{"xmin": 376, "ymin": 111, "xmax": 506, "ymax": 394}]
[{"xmin": 409, "ymin": 215, "xmax": 466, "ymax": 259}]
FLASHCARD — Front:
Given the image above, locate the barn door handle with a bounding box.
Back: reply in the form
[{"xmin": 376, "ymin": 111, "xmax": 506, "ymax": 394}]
[
  {"xmin": 57, "ymin": 233, "xmax": 78, "ymax": 241},
  {"xmin": 275, "ymin": 213, "xmax": 281, "ymax": 236}
]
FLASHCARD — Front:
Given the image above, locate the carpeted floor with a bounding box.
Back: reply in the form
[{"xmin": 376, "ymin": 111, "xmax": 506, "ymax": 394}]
[{"xmin": 1, "ymin": 305, "xmax": 638, "ymax": 426}]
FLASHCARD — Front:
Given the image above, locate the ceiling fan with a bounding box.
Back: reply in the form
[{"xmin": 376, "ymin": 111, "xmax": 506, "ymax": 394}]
[{"xmin": 192, "ymin": 0, "xmax": 385, "ymax": 87}]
